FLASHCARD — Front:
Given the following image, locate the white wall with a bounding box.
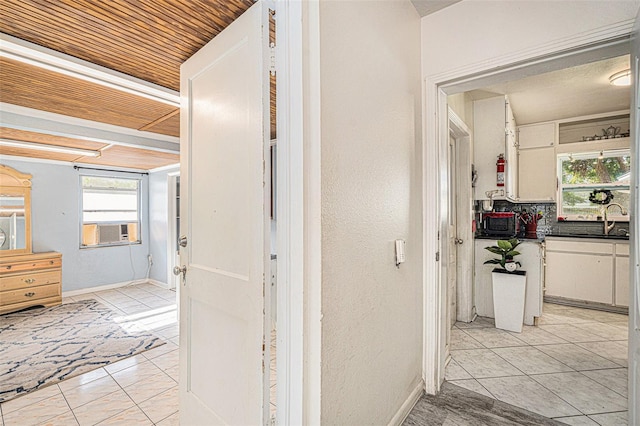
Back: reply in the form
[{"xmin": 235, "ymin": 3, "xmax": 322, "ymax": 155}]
[
  {"xmin": 0, "ymin": 158, "xmax": 151, "ymax": 292},
  {"xmin": 149, "ymin": 166, "xmax": 179, "ymax": 285},
  {"xmin": 318, "ymin": 1, "xmax": 423, "ymax": 423}
]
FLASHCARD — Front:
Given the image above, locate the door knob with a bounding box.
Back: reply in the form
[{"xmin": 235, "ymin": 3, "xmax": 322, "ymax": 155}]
[
  {"xmin": 455, "ymin": 238, "xmax": 464, "ymax": 245},
  {"xmin": 178, "ymin": 236, "xmax": 188, "ymax": 248},
  {"xmin": 173, "ymin": 265, "xmax": 187, "ymax": 276}
]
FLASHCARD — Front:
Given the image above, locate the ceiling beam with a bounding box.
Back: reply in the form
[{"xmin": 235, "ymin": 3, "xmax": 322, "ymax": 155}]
[
  {"xmin": 0, "ymin": 33, "xmax": 180, "ymax": 107},
  {"xmin": 1, "ymin": 103, "xmax": 179, "ymax": 154}
]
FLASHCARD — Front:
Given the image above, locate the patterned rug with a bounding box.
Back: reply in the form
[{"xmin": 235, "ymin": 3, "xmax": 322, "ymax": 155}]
[{"xmin": 0, "ymin": 299, "xmax": 165, "ymax": 402}]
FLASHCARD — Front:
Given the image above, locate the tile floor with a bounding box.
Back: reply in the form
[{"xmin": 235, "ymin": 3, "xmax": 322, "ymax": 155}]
[
  {"xmin": 0, "ymin": 282, "xmax": 278, "ymax": 426},
  {"xmin": 0, "ymin": 282, "xmax": 180, "ymax": 426},
  {"xmin": 446, "ymin": 303, "xmax": 629, "ymax": 425}
]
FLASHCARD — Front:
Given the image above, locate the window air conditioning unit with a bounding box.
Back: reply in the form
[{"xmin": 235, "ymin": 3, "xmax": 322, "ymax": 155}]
[{"xmin": 97, "ymin": 224, "xmax": 129, "ymax": 244}]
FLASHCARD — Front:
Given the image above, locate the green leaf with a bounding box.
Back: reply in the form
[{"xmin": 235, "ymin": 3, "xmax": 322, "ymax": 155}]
[
  {"xmin": 485, "ymin": 246, "xmax": 504, "ymax": 255},
  {"xmin": 508, "ymin": 238, "xmax": 520, "ymax": 248},
  {"xmin": 483, "ymin": 259, "xmax": 501, "ymax": 265},
  {"xmin": 497, "ymin": 240, "xmax": 512, "ymax": 251},
  {"xmin": 506, "ymin": 250, "xmax": 521, "ymax": 257}
]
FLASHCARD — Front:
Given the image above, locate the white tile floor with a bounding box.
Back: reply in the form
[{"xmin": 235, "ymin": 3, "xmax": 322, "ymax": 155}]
[
  {"xmin": 0, "ymin": 282, "xmax": 278, "ymax": 426},
  {"xmin": 0, "ymin": 283, "xmax": 180, "ymax": 426},
  {"xmin": 446, "ymin": 303, "xmax": 629, "ymax": 425}
]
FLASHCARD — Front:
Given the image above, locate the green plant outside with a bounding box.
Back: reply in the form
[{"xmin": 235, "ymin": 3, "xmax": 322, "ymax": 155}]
[{"xmin": 484, "ymin": 238, "xmax": 522, "ymax": 272}]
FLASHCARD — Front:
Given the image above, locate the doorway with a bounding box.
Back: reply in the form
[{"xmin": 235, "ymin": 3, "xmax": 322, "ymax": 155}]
[{"xmin": 426, "ymin": 35, "xmax": 635, "ymax": 423}]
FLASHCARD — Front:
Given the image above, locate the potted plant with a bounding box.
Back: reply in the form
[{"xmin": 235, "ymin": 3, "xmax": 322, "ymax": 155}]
[{"xmin": 484, "ymin": 238, "xmax": 527, "ymax": 333}]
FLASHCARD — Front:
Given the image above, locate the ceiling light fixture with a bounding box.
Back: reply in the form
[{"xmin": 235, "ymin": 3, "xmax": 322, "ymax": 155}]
[
  {"xmin": 0, "ymin": 139, "xmax": 101, "ymax": 157},
  {"xmin": 609, "ymin": 69, "xmax": 631, "ymax": 86}
]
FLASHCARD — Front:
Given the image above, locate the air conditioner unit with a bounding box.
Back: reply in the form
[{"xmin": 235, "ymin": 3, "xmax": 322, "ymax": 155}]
[{"xmin": 97, "ymin": 224, "xmax": 129, "ymax": 244}]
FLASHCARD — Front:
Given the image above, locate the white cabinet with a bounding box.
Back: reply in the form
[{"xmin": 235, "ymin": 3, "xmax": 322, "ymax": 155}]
[
  {"xmin": 516, "ymin": 122, "xmax": 557, "ymax": 202},
  {"xmin": 474, "ymin": 239, "xmax": 543, "ymax": 325},
  {"xmin": 615, "ymin": 250, "xmax": 629, "ymax": 307},
  {"xmin": 505, "ymin": 104, "xmax": 518, "ymax": 200},
  {"xmin": 473, "ymin": 96, "xmax": 516, "ymax": 200},
  {"xmin": 545, "ymin": 238, "xmax": 629, "ymax": 308},
  {"xmin": 518, "ymin": 122, "xmax": 556, "ymax": 149},
  {"xmin": 518, "ymin": 147, "xmax": 556, "ymax": 201}
]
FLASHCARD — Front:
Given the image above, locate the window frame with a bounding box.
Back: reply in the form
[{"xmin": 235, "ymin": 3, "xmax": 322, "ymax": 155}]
[
  {"xmin": 79, "ymin": 175, "xmax": 142, "ymax": 248},
  {"xmin": 556, "ymin": 149, "xmax": 630, "ymax": 221}
]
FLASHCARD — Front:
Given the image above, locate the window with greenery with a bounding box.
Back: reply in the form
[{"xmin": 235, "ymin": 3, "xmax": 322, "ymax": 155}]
[
  {"xmin": 558, "ymin": 150, "xmax": 630, "ymax": 220},
  {"xmin": 80, "ymin": 176, "xmax": 141, "ymax": 247}
]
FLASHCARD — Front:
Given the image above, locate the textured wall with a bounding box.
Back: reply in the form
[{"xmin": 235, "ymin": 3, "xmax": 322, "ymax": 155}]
[
  {"xmin": 318, "ymin": 0, "xmax": 423, "ymax": 423},
  {"xmin": 0, "ymin": 158, "xmax": 150, "ymax": 292}
]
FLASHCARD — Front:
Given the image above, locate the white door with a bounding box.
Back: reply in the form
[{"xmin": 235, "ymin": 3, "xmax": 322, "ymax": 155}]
[
  {"xmin": 629, "ymin": 10, "xmax": 640, "ymax": 425},
  {"xmin": 179, "ymin": 2, "xmax": 270, "ymax": 424},
  {"xmin": 448, "ymin": 136, "xmax": 457, "ymax": 331}
]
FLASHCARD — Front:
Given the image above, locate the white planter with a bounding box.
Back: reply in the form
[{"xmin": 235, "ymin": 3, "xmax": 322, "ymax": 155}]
[{"xmin": 491, "ymin": 269, "xmax": 527, "ymax": 333}]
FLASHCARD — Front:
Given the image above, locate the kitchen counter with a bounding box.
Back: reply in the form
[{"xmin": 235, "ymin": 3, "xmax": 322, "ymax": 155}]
[
  {"xmin": 544, "ymin": 233, "xmax": 629, "ymax": 240},
  {"xmin": 474, "ymin": 233, "xmax": 628, "ymax": 241}
]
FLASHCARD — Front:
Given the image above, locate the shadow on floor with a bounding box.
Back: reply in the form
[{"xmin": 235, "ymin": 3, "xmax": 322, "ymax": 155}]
[{"xmin": 403, "ymin": 382, "xmax": 563, "ymax": 426}]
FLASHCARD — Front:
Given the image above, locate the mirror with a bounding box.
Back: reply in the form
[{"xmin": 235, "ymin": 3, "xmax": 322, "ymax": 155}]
[{"xmin": 0, "ymin": 165, "xmax": 32, "ymax": 256}]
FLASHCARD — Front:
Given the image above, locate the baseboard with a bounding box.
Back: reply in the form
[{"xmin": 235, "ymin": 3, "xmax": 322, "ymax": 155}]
[
  {"xmin": 62, "ymin": 279, "xmax": 149, "ymax": 297},
  {"xmin": 147, "ymin": 279, "xmax": 171, "ymax": 290},
  {"xmin": 388, "ymin": 381, "xmax": 424, "ymax": 426}
]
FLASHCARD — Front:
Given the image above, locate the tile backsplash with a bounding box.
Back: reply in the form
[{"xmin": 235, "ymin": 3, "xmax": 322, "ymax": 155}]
[{"xmin": 480, "ymin": 200, "xmax": 629, "ymax": 238}]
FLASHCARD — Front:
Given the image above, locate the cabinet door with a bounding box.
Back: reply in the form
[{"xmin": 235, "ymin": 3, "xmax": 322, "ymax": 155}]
[
  {"xmin": 518, "ymin": 122, "xmax": 555, "ymax": 149},
  {"xmin": 505, "ymin": 102, "xmax": 518, "ymax": 200},
  {"xmin": 546, "ymin": 252, "xmax": 613, "ymax": 304},
  {"xmin": 615, "ymin": 256, "xmax": 630, "ymax": 307},
  {"xmin": 518, "ymin": 147, "xmax": 556, "ymax": 201}
]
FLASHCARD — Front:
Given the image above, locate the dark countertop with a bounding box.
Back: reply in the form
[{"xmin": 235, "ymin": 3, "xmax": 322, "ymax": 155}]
[
  {"xmin": 475, "ymin": 233, "xmax": 629, "ymax": 241},
  {"xmin": 544, "ymin": 233, "xmax": 629, "ymax": 241}
]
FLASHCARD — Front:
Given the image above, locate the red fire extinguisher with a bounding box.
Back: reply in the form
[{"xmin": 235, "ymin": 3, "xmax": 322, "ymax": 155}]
[{"xmin": 496, "ymin": 153, "xmax": 505, "ymax": 187}]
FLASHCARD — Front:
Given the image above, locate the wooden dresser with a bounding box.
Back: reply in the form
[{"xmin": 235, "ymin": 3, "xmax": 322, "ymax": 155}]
[{"xmin": 0, "ymin": 252, "xmax": 62, "ymax": 315}]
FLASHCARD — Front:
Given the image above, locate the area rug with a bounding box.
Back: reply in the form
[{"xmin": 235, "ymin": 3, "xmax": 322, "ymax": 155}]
[{"xmin": 0, "ymin": 299, "xmax": 165, "ymax": 402}]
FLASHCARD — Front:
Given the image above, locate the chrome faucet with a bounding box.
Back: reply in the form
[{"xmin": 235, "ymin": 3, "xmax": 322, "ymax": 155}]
[{"xmin": 603, "ymin": 203, "xmax": 628, "ymax": 235}]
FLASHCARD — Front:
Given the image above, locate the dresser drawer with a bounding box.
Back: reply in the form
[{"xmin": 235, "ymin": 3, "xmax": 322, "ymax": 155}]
[
  {"xmin": 0, "ymin": 270, "xmax": 61, "ymax": 292},
  {"xmin": 0, "ymin": 256, "xmax": 62, "ymax": 274},
  {"xmin": 0, "ymin": 283, "xmax": 61, "ymax": 306}
]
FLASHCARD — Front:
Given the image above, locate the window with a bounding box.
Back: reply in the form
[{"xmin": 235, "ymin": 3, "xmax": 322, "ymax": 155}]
[
  {"xmin": 557, "ymin": 150, "xmax": 630, "ymax": 220},
  {"xmin": 81, "ymin": 176, "xmax": 141, "ymax": 247}
]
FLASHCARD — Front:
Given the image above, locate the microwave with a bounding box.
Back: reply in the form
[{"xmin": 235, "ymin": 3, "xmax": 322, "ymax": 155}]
[{"xmin": 483, "ymin": 212, "xmax": 518, "ymax": 237}]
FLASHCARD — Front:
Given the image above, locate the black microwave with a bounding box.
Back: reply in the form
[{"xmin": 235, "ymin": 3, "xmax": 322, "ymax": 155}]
[{"xmin": 483, "ymin": 212, "xmax": 518, "ymax": 237}]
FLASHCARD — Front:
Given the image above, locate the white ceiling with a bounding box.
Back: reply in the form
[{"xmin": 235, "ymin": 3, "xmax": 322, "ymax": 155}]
[
  {"xmin": 468, "ymin": 55, "xmax": 631, "ymax": 125},
  {"xmin": 410, "ymin": 0, "xmax": 462, "ymax": 16}
]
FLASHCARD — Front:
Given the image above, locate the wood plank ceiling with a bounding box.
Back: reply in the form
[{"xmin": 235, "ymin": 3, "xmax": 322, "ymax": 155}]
[{"xmin": 0, "ymin": 0, "xmax": 278, "ymax": 170}]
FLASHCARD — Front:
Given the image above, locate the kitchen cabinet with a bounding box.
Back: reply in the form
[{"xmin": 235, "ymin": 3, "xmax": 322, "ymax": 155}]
[
  {"xmin": 545, "ymin": 237, "xmax": 629, "ymax": 308},
  {"xmin": 473, "ymin": 96, "xmax": 516, "ymax": 200},
  {"xmin": 615, "ymin": 244, "xmax": 629, "ymax": 307},
  {"xmin": 474, "ymin": 239, "xmax": 543, "ymax": 325},
  {"xmin": 518, "ymin": 147, "xmax": 556, "ymax": 201},
  {"xmin": 518, "ymin": 122, "xmax": 556, "ymax": 149},
  {"xmin": 516, "ymin": 122, "xmax": 557, "ymax": 202}
]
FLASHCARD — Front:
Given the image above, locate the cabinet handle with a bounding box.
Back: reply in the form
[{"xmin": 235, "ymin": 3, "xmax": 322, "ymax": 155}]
[
  {"xmin": 24, "ymin": 278, "xmax": 36, "ymax": 284},
  {"xmin": 24, "ymin": 292, "xmax": 36, "ymax": 297}
]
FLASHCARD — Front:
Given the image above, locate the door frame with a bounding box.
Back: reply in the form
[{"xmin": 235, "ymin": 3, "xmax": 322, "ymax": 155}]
[
  {"xmin": 449, "ymin": 110, "xmax": 474, "ymax": 325},
  {"xmin": 422, "ymin": 30, "xmax": 635, "ymax": 395},
  {"xmin": 166, "ymin": 171, "xmax": 179, "ymax": 290},
  {"xmin": 274, "ymin": 1, "xmax": 321, "ymax": 424}
]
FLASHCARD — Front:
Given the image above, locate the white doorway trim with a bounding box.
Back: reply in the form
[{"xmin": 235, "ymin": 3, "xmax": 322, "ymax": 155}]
[
  {"xmin": 166, "ymin": 172, "xmax": 179, "ymax": 290},
  {"xmin": 275, "ymin": 1, "xmax": 322, "ymax": 424},
  {"xmin": 422, "ymin": 28, "xmax": 635, "ymax": 396},
  {"xmin": 448, "ymin": 109, "xmax": 474, "ymax": 324}
]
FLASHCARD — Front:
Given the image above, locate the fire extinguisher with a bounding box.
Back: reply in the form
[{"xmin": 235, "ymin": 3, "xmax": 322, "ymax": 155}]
[{"xmin": 496, "ymin": 153, "xmax": 505, "ymax": 187}]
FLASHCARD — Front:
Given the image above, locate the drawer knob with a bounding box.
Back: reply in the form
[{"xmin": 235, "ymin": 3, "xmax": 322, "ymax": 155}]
[
  {"xmin": 24, "ymin": 292, "xmax": 36, "ymax": 297},
  {"xmin": 24, "ymin": 278, "xmax": 36, "ymax": 284}
]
